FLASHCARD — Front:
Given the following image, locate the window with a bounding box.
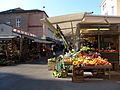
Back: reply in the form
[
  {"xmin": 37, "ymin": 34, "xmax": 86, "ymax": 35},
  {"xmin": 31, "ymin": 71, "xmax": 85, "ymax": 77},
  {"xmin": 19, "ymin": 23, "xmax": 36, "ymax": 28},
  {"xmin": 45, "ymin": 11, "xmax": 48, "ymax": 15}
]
[{"xmin": 16, "ymin": 18, "xmax": 21, "ymax": 27}]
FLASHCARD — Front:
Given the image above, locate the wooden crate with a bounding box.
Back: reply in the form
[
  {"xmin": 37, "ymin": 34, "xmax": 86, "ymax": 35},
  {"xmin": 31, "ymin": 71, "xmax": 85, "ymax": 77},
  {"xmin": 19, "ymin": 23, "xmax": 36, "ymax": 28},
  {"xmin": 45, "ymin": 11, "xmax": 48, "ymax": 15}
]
[
  {"xmin": 72, "ymin": 76, "xmax": 84, "ymax": 82},
  {"xmin": 73, "ymin": 65, "xmax": 84, "ymax": 76}
]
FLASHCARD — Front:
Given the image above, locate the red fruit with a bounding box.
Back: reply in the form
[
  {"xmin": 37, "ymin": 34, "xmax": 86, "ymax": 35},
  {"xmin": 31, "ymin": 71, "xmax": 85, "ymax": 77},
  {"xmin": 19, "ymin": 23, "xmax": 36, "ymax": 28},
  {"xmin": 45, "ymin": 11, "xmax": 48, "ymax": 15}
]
[{"xmin": 104, "ymin": 50, "xmax": 108, "ymax": 52}]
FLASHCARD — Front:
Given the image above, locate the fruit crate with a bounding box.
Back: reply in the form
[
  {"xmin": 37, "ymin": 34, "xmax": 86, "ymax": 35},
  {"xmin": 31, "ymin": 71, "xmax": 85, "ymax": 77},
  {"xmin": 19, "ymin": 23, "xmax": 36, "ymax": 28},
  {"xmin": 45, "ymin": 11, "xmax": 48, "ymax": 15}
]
[
  {"xmin": 48, "ymin": 59, "xmax": 56, "ymax": 71},
  {"xmin": 72, "ymin": 76, "xmax": 84, "ymax": 82},
  {"xmin": 72, "ymin": 65, "xmax": 84, "ymax": 82},
  {"xmin": 73, "ymin": 66, "xmax": 84, "ymax": 76}
]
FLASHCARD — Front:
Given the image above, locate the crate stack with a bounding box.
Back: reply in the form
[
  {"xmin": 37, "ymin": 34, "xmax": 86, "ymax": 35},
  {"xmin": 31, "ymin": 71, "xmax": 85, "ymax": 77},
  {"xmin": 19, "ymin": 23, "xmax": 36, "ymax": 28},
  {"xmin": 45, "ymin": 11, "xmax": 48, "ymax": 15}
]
[{"xmin": 72, "ymin": 65, "xmax": 84, "ymax": 82}]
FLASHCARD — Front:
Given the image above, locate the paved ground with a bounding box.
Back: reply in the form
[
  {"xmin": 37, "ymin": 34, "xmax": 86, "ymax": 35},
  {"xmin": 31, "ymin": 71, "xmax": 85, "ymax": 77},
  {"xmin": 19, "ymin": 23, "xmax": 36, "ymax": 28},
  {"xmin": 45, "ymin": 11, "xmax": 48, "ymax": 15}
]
[{"xmin": 0, "ymin": 54, "xmax": 120, "ymax": 90}]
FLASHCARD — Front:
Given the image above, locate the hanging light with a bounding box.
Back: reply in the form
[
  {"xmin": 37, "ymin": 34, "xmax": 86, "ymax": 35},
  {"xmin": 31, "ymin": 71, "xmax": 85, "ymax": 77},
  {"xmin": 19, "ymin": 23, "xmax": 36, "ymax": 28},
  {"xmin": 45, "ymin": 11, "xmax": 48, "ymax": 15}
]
[{"xmin": 87, "ymin": 28, "xmax": 110, "ymax": 31}]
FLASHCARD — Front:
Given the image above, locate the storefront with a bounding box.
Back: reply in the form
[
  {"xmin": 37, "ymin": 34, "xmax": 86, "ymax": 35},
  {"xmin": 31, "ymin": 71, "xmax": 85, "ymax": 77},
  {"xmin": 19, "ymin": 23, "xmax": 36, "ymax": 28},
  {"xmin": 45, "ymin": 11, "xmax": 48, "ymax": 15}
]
[
  {"xmin": 0, "ymin": 24, "xmax": 54, "ymax": 65},
  {"xmin": 79, "ymin": 24, "xmax": 119, "ymax": 70}
]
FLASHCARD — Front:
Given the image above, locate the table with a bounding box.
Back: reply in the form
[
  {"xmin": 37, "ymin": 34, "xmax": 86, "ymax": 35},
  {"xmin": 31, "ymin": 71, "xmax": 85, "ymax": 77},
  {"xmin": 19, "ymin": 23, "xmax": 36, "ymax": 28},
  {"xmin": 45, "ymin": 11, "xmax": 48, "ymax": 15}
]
[{"xmin": 72, "ymin": 65, "xmax": 112, "ymax": 82}]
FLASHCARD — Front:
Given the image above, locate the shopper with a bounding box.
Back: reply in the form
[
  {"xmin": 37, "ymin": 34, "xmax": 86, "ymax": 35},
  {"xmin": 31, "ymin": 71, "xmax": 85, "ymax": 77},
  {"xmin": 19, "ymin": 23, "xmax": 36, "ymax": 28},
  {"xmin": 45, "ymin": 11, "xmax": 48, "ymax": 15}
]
[{"xmin": 51, "ymin": 44, "xmax": 56, "ymax": 57}]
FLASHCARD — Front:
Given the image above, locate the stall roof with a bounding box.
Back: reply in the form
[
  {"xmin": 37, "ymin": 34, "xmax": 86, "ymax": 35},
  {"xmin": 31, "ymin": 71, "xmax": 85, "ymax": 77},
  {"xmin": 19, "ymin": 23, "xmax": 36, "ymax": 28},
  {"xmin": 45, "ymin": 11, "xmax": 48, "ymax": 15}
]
[
  {"xmin": 23, "ymin": 35, "xmax": 54, "ymax": 44},
  {"xmin": 42, "ymin": 12, "xmax": 120, "ymax": 36},
  {"xmin": 12, "ymin": 28, "xmax": 54, "ymax": 43},
  {"xmin": 34, "ymin": 39, "xmax": 54, "ymax": 43},
  {"xmin": 0, "ymin": 35, "xmax": 16, "ymax": 40}
]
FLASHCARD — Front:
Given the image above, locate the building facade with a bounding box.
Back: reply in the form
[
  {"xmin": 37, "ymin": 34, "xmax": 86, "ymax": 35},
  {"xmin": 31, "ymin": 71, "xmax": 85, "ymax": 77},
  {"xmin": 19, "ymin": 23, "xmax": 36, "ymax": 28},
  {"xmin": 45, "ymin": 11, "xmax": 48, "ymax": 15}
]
[
  {"xmin": 0, "ymin": 8, "xmax": 54, "ymax": 39},
  {"xmin": 100, "ymin": 0, "xmax": 120, "ymax": 16}
]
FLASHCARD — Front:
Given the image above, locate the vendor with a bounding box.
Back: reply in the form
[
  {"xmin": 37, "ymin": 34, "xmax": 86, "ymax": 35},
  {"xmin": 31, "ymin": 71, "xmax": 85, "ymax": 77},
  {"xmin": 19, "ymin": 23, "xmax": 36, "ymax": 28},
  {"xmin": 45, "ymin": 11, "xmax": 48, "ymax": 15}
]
[{"xmin": 51, "ymin": 44, "xmax": 57, "ymax": 57}]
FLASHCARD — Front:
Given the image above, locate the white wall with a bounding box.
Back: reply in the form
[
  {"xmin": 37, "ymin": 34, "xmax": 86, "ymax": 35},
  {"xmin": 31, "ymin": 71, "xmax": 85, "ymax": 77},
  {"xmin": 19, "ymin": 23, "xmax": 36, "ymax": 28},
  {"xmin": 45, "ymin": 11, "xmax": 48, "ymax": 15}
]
[
  {"xmin": 100, "ymin": 0, "xmax": 117, "ymax": 16},
  {"xmin": 0, "ymin": 24, "xmax": 13, "ymax": 36},
  {"xmin": 43, "ymin": 13, "xmax": 55, "ymax": 39}
]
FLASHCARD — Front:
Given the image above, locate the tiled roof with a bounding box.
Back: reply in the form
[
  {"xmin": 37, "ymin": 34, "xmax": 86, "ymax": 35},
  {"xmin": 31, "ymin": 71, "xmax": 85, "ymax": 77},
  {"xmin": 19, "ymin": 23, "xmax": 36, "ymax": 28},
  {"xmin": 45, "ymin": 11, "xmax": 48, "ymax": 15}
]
[{"xmin": 0, "ymin": 8, "xmax": 44, "ymax": 14}]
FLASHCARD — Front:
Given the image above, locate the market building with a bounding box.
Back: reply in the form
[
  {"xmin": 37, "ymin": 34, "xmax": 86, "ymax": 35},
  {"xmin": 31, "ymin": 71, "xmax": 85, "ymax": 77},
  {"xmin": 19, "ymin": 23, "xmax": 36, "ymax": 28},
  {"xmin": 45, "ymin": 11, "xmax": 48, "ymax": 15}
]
[
  {"xmin": 0, "ymin": 7, "xmax": 55, "ymax": 40},
  {"xmin": 42, "ymin": 12, "xmax": 120, "ymax": 70},
  {"xmin": 0, "ymin": 8, "xmax": 62, "ymax": 65},
  {"xmin": 100, "ymin": 0, "xmax": 120, "ymax": 16}
]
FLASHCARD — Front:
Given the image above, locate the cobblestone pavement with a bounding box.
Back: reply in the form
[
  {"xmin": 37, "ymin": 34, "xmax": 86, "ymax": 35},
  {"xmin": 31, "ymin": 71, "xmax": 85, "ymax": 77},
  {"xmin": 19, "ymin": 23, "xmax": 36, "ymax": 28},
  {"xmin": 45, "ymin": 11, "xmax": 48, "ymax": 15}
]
[{"xmin": 0, "ymin": 54, "xmax": 120, "ymax": 90}]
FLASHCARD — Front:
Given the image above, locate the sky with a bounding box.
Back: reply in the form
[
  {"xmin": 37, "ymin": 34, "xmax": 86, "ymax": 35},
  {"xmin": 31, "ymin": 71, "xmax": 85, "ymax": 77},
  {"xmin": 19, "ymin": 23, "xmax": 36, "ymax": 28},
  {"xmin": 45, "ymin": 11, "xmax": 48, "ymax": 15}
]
[{"xmin": 0, "ymin": 0, "xmax": 103, "ymax": 17}]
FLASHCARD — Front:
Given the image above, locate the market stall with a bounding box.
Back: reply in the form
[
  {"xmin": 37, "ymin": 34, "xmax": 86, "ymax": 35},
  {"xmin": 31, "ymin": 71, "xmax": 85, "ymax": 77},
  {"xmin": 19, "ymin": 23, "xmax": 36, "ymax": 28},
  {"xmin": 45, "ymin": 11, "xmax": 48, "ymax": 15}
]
[
  {"xmin": 42, "ymin": 13, "xmax": 120, "ymax": 71},
  {"xmin": 48, "ymin": 46, "xmax": 112, "ymax": 82},
  {"xmin": 0, "ymin": 24, "xmax": 53, "ymax": 65},
  {"xmin": 78, "ymin": 23, "xmax": 119, "ymax": 70}
]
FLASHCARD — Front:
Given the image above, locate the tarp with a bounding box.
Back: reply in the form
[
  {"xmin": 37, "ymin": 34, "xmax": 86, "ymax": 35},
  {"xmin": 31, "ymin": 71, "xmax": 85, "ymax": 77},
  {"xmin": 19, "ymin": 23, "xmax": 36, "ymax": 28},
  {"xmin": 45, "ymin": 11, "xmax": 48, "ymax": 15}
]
[{"xmin": 42, "ymin": 12, "xmax": 120, "ymax": 36}]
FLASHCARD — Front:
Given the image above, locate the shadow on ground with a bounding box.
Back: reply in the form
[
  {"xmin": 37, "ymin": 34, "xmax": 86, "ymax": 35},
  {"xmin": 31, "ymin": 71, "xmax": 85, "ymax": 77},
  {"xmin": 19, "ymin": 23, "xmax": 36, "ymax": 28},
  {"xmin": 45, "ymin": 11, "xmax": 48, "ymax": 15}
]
[
  {"xmin": 18, "ymin": 51, "xmax": 63, "ymax": 65},
  {"xmin": 0, "ymin": 72, "xmax": 120, "ymax": 90}
]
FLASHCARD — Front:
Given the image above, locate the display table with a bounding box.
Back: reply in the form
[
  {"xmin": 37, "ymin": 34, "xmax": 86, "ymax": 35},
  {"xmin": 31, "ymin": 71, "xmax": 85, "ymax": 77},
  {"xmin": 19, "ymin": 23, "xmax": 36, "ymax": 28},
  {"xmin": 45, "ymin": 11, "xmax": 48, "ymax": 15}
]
[
  {"xmin": 100, "ymin": 52, "xmax": 119, "ymax": 70},
  {"xmin": 72, "ymin": 65, "xmax": 112, "ymax": 82}
]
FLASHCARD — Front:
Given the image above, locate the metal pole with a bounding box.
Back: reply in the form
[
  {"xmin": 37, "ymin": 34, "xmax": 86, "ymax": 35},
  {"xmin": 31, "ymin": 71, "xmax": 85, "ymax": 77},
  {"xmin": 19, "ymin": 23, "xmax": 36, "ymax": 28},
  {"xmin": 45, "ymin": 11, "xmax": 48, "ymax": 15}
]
[
  {"xmin": 117, "ymin": 24, "xmax": 120, "ymax": 65},
  {"xmin": 75, "ymin": 23, "xmax": 80, "ymax": 51},
  {"xmin": 98, "ymin": 28, "xmax": 100, "ymax": 52},
  {"xmin": 19, "ymin": 35, "xmax": 23, "ymax": 60},
  {"xmin": 71, "ymin": 21, "xmax": 75, "ymax": 49}
]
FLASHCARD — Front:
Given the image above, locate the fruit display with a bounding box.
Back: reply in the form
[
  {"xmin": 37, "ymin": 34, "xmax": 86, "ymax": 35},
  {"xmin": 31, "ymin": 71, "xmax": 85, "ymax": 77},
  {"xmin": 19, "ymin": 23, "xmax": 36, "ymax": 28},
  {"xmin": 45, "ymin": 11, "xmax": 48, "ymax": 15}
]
[
  {"xmin": 62, "ymin": 46, "xmax": 111, "ymax": 66},
  {"xmin": 62, "ymin": 49, "xmax": 112, "ymax": 67},
  {"xmin": 102, "ymin": 49, "xmax": 118, "ymax": 52},
  {"xmin": 48, "ymin": 47, "xmax": 112, "ymax": 78},
  {"xmin": 73, "ymin": 56, "xmax": 111, "ymax": 66},
  {"xmin": 80, "ymin": 46, "xmax": 95, "ymax": 52},
  {"xmin": 61, "ymin": 48, "xmax": 111, "ymax": 67}
]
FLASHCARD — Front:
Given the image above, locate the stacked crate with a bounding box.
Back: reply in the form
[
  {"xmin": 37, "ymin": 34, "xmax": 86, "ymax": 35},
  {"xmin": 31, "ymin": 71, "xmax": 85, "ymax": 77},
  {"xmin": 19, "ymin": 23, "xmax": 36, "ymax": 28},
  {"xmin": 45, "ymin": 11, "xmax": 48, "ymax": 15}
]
[{"xmin": 72, "ymin": 65, "xmax": 84, "ymax": 82}]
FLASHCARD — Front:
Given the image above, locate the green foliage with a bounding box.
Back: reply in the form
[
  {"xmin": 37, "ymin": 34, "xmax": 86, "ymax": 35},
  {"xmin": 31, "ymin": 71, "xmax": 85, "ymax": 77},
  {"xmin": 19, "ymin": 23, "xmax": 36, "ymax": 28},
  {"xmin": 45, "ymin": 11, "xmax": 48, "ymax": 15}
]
[
  {"xmin": 49, "ymin": 57, "xmax": 56, "ymax": 62},
  {"xmin": 0, "ymin": 60, "xmax": 14, "ymax": 66},
  {"xmin": 80, "ymin": 47, "xmax": 95, "ymax": 52},
  {"xmin": 52, "ymin": 71, "xmax": 68, "ymax": 78},
  {"xmin": 66, "ymin": 65, "xmax": 73, "ymax": 71},
  {"xmin": 49, "ymin": 56, "xmax": 63, "ymax": 63},
  {"xmin": 54, "ymin": 30, "xmax": 62, "ymax": 39}
]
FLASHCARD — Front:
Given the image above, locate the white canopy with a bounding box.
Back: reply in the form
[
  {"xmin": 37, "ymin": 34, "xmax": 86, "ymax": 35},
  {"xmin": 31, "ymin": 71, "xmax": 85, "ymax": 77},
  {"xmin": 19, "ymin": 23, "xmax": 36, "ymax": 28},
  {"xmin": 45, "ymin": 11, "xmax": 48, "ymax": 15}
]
[{"xmin": 42, "ymin": 12, "xmax": 120, "ymax": 36}]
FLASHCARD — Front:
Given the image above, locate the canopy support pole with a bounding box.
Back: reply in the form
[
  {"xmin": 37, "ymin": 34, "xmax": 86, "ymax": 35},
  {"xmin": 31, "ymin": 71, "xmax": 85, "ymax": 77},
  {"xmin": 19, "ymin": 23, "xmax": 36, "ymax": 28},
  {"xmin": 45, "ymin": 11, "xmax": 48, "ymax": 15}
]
[
  {"xmin": 41, "ymin": 18, "xmax": 70, "ymax": 50},
  {"xmin": 56, "ymin": 24, "xmax": 69, "ymax": 50},
  {"xmin": 71, "ymin": 21, "xmax": 75, "ymax": 49},
  {"xmin": 19, "ymin": 35, "xmax": 23, "ymax": 60},
  {"xmin": 75, "ymin": 23, "xmax": 81, "ymax": 51}
]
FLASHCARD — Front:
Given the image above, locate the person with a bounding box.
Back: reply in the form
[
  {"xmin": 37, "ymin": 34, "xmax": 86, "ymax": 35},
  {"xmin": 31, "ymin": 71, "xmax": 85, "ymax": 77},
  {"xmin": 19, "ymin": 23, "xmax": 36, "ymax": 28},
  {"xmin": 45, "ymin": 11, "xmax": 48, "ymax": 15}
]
[
  {"xmin": 51, "ymin": 44, "xmax": 56, "ymax": 57},
  {"xmin": 69, "ymin": 45, "xmax": 72, "ymax": 51},
  {"xmin": 63, "ymin": 47, "xmax": 68, "ymax": 54}
]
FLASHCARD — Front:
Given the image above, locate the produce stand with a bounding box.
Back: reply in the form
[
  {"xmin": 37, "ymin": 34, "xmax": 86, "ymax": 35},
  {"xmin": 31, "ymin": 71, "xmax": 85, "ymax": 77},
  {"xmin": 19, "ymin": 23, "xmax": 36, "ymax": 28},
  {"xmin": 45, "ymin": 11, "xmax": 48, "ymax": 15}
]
[
  {"xmin": 83, "ymin": 65, "xmax": 112, "ymax": 78},
  {"xmin": 79, "ymin": 33, "xmax": 119, "ymax": 70},
  {"xmin": 42, "ymin": 14, "xmax": 120, "ymax": 72},
  {"xmin": 49, "ymin": 47, "xmax": 113, "ymax": 82}
]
